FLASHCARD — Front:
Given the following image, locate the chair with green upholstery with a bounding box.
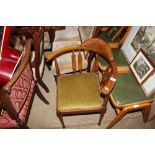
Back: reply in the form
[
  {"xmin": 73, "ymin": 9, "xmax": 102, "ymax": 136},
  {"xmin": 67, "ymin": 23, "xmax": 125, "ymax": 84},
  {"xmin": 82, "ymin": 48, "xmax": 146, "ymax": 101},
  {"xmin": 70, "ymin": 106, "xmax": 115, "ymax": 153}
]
[
  {"xmin": 97, "ymin": 26, "xmax": 131, "ymax": 48},
  {"xmin": 98, "ymin": 28, "xmax": 121, "ymax": 42},
  {"xmin": 87, "ymin": 26, "xmax": 131, "ymax": 72},
  {"xmin": 99, "ymin": 48, "xmax": 130, "ymax": 73},
  {"xmin": 45, "ymin": 38, "xmax": 118, "ymax": 128},
  {"xmin": 106, "ymin": 72, "xmax": 154, "ymax": 128}
]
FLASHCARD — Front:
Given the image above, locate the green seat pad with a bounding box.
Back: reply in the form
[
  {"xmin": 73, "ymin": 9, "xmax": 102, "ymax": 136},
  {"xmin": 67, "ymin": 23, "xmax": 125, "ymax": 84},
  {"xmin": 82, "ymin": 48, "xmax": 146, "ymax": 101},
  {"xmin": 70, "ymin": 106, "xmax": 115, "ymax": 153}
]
[
  {"xmin": 98, "ymin": 31, "xmax": 120, "ymax": 42},
  {"xmin": 111, "ymin": 73, "xmax": 153, "ymax": 104},
  {"xmin": 57, "ymin": 73, "xmax": 103, "ymax": 112},
  {"xmin": 99, "ymin": 48, "xmax": 129, "ymax": 67}
]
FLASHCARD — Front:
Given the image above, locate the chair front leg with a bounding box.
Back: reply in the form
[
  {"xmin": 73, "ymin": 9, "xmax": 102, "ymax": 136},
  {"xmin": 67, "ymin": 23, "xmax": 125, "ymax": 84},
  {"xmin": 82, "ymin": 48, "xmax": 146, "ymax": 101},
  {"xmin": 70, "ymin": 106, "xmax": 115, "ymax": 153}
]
[
  {"xmin": 98, "ymin": 108, "xmax": 106, "ymax": 126},
  {"xmin": 57, "ymin": 112, "xmax": 66, "ymax": 128},
  {"xmin": 143, "ymin": 105, "xmax": 151, "ymax": 122}
]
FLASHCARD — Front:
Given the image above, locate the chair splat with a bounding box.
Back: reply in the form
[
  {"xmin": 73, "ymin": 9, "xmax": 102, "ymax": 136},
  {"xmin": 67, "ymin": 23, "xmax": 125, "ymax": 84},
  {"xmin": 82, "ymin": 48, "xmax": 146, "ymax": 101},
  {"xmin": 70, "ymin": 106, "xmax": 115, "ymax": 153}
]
[
  {"xmin": 78, "ymin": 49, "xmax": 82, "ymax": 72},
  {"xmin": 71, "ymin": 50, "xmax": 76, "ymax": 72}
]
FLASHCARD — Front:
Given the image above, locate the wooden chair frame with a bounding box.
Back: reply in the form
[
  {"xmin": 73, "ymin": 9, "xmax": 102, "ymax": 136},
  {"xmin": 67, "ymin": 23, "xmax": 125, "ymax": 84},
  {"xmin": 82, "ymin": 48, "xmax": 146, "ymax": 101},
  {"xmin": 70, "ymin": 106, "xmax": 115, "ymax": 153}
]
[{"xmin": 46, "ymin": 38, "xmax": 118, "ymax": 128}]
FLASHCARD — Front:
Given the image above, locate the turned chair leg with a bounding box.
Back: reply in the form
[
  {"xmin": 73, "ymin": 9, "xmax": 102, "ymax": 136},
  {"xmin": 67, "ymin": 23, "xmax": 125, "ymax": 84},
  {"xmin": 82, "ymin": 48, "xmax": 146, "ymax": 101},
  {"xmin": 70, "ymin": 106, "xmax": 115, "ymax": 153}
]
[
  {"xmin": 57, "ymin": 113, "xmax": 66, "ymax": 128},
  {"xmin": 106, "ymin": 109, "xmax": 127, "ymax": 129},
  {"xmin": 143, "ymin": 105, "xmax": 151, "ymax": 123}
]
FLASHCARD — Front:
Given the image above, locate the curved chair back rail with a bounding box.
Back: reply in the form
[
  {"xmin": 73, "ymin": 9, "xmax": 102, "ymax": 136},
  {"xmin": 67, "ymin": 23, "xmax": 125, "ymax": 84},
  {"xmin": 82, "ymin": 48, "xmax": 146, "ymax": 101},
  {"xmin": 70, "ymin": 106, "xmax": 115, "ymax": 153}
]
[
  {"xmin": 82, "ymin": 38, "xmax": 118, "ymax": 94},
  {"xmin": 2, "ymin": 39, "xmax": 32, "ymax": 92},
  {"xmin": 46, "ymin": 38, "xmax": 118, "ymax": 95},
  {"xmin": 45, "ymin": 38, "xmax": 118, "ymax": 128}
]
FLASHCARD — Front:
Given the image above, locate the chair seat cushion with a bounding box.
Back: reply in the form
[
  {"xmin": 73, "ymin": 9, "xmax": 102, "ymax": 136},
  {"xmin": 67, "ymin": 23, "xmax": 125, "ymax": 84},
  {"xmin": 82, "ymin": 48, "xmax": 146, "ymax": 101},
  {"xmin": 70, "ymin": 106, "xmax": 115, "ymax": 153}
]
[
  {"xmin": 111, "ymin": 73, "xmax": 153, "ymax": 105},
  {"xmin": 99, "ymin": 48, "xmax": 129, "ymax": 67},
  {"xmin": 57, "ymin": 73, "xmax": 103, "ymax": 112}
]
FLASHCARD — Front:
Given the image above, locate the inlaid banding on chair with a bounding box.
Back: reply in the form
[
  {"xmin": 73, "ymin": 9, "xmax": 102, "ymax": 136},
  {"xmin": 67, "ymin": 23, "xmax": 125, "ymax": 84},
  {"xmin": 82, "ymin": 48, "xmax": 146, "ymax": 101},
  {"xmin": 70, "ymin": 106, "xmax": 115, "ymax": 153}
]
[
  {"xmin": 104, "ymin": 87, "xmax": 109, "ymax": 91},
  {"xmin": 110, "ymin": 77, "xmax": 116, "ymax": 82},
  {"xmin": 133, "ymin": 104, "xmax": 140, "ymax": 108}
]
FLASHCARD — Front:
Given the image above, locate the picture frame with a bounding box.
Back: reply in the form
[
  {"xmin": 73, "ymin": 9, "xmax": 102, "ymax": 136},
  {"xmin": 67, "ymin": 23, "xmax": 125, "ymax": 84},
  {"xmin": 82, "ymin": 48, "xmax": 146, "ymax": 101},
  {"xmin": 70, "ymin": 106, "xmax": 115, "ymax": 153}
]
[
  {"xmin": 121, "ymin": 26, "xmax": 139, "ymax": 63},
  {"xmin": 131, "ymin": 26, "xmax": 155, "ymax": 66},
  {"xmin": 130, "ymin": 49, "xmax": 154, "ymax": 84}
]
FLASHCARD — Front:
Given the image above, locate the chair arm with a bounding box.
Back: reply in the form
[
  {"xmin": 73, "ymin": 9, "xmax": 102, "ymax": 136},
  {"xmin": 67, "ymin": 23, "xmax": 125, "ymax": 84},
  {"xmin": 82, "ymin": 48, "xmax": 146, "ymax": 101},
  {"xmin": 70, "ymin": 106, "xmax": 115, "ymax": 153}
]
[
  {"xmin": 45, "ymin": 45, "xmax": 81, "ymax": 61},
  {"xmin": 2, "ymin": 39, "xmax": 32, "ymax": 93},
  {"xmin": 101, "ymin": 60, "xmax": 118, "ymax": 95},
  {"xmin": 108, "ymin": 42, "xmax": 120, "ymax": 48}
]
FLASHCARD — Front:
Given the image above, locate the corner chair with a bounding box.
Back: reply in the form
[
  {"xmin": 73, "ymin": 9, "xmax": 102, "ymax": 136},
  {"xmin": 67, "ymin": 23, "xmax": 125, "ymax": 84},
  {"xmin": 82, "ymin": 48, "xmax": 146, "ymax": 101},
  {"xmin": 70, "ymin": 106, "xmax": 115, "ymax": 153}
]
[{"xmin": 45, "ymin": 38, "xmax": 118, "ymax": 128}]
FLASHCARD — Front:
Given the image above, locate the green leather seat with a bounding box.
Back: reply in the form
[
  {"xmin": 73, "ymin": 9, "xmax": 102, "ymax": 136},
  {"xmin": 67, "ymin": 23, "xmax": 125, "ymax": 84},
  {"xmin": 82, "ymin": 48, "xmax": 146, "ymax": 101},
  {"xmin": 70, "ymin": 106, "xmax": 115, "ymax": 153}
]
[
  {"xmin": 99, "ymin": 48, "xmax": 129, "ymax": 67},
  {"xmin": 57, "ymin": 73, "xmax": 103, "ymax": 112},
  {"xmin": 111, "ymin": 72, "xmax": 153, "ymax": 105}
]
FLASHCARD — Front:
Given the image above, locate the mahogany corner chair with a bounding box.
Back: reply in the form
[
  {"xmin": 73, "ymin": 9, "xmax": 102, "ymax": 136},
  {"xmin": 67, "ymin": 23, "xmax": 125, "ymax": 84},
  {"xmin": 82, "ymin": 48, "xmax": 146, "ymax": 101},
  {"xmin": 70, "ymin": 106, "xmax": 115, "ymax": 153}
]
[
  {"xmin": 45, "ymin": 38, "xmax": 118, "ymax": 128},
  {"xmin": 0, "ymin": 39, "xmax": 49, "ymax": 129}
]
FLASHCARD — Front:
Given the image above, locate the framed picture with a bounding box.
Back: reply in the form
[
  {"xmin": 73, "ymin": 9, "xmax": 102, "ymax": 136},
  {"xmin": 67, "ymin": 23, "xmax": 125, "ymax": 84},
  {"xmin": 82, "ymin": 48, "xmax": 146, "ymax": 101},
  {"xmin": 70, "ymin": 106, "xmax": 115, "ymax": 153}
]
[
  {"xmin": 130, "ymin": 49, "xmax": 154, "ymax": 84},
  {"xmin": 131, "ymin": 26, "xmax": 155, "ymax": 66},
  {"xmin": 121, "ymin": 27, "xmax": 139, "ymax": 62},
  {"xmin": 142, "ymin": 73, "xmax": 155, "ymax": 97}
]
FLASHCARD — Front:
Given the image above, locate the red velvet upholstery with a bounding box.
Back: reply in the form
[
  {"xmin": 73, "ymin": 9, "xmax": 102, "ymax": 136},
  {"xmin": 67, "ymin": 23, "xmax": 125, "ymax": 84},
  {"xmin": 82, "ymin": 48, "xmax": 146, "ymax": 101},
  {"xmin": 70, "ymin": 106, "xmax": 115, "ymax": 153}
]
[
  {"xmin": 10, "ymin": 63, "xmax": 33, "ymax": 113},
  {"xmin": 0, "ymin": 112, "xmax": 17, "ymax": 128},
  {"xmin": 0, "ymin": 63, "xmax": 35, "ymax": 129}
]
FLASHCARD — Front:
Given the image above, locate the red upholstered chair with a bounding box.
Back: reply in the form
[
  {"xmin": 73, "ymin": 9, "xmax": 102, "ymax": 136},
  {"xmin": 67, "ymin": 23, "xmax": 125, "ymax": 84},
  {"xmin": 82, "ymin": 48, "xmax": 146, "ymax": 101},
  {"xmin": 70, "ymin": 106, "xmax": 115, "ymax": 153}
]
[{"xmin": 0, "ymin": 39, "xmax": 49, "ymax": 128}]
